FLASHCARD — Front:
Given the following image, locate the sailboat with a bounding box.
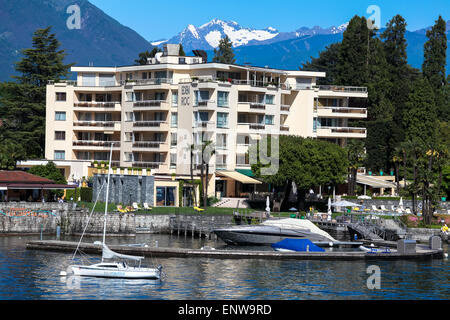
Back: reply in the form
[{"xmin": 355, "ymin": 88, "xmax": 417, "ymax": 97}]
[{"xmin": 65, "ymin": 143, "xmax": 163, "ymax": 280}]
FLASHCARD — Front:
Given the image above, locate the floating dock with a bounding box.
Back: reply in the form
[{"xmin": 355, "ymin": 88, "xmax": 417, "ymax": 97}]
[{"xmin": 26, "ymin": 240, "xmax": 445, "ymax": 261}]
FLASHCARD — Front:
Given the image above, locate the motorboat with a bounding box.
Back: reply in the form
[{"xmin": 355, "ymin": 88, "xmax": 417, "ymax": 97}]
[{"xmin": 213, "ymin": 218, "xmax": 338, "ymax": 246}]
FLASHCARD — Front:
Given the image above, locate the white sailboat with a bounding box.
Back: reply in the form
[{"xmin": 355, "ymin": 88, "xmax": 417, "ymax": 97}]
[{"xmin": 64, "ymin": 144, "xmax": 163, "ymax": 280}]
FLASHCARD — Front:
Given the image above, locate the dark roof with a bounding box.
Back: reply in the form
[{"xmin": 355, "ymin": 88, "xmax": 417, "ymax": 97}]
[{"xmin": 0, "ymin": 171, "xmax": 54, "ymax": 184}]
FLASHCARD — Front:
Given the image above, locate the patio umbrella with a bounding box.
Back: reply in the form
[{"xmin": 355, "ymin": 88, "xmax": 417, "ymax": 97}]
[
  {"xmin": 399, "ymin": 197, "xmax": 404, "ymax": 207},
  {"xmin": 289, "ymin": 207, "xmax": 298, "ymax": 211},
  {"xmin": 331, "ymin": 200, "xmax": 359, "ymax": 207},
  {"xmin": 357, "ymin": 195, "xmax": 372, "ymax": 200},
  {"xmin": 266, "ymin": 196, "xmax": 271, "ymax": 213},
  {"xmin": 327, "ymin": 197, "xmax": 332, "ymax": 215}
]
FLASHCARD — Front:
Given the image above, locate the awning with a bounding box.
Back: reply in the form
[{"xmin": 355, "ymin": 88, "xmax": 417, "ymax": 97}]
[
  {"xmin": 235, "ymin": 169, "xmax": 256, "ymax": 177},
  {"xmin": 3, "ymin": 184, "xmax": 77, "ymax": 190},
  {"xmin": 356, "ymin": 175, "xmax": 396, "ymax": 189},
  {"xmin": 216, "ymin": 171, "xmax": 262, "ymax": 184}
]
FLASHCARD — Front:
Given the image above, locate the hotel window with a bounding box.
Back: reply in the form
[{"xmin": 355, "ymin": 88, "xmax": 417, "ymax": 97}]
[
  {"xmin": 94, "ymin": 152, "xmax": 109, "ymax": 161},
  {"xmin": 54, "ymin": 150, "xmax": 65, "ymax": 160},
  {"xmin": 216, "ymin": 134, "xmax": 227, "ymax": 149},
  {"xmin": 124, "ymin": 152, "xmax": 133, "ymax": 162},
  {"xmin": 218, "ymin": 91, "xmax": 229, "ymax": 107},
  {"xmin": 170, "ymin": 153, "xmax": 177, "ymax": 168},
  {"xmin": 82, "ymin": 73, "xmax": 96, "ymax": 86},
  {"xmin": 99, "ymin": 74, "xmax": 115, "ymax": 86},
  {"xmin": 265, "ymin": 95, "xmax": 274, "ymax": 105},
  {"xmin": 77, "ymin": 152, "xmax": 90, "ymax": 160},
  {"xmin": 217, "ymin": 112, "xmax": 228, "ymax": 128},
  {"xmin": 172, "ymin": 91, "xmax": 178, "ymax": 106},
  {"xmin": 171, "ymin": 113, "xmax": 178, "ymax": 127},
  {"xmin": 156, "ymin": 186, "xmax": 176, "ymax": 207},
  {"xmin": 54, "ymin": 131, "xmax": 66, "ymax": 141},
  {"xmin": 265, "ymin": 115, "xmax": 274, "ymax": 125},
  {"xmin": 155, "ymin": 92, "xmax": 166, "ymax": 101},
  {"xmin": 55, "ymin": 111, "xmax": 66, "ymax": 121},
  {"xmin": 170, "ymin": 133, "xmax": 177, "ymax": 146},
  {"xmin": 237, "ymin": 134, "xmax": 249, "ymax": 145},
  {"xmin": 55, "ymin": 92, "xmax": 66, "ymax": 101},
  {"xmin": 79, "ymin": 93, "xmax": 92, "ymax": 102}
]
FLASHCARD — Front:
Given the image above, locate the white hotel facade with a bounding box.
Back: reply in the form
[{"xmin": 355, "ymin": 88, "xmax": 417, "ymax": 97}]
[{"xmin": 44, "ymin": 44, "xmax": 368, "ymax": 204}]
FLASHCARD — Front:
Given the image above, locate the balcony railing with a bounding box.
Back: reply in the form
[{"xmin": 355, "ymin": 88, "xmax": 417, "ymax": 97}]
[
  {"xmin": 314, "ymin": 106, "xmax": 368, "ymax": 115},
  {"xmin": 133, "ymin": 121, "xmax": 167, "ymax": 128},
  {"xmin": 132, "ymin": 141, "xmax": 166, "ymax": 149},
  {"xmin": 317, "ymin": 126, "xmax": 367, "ymax": 135},
  {"xmin": 280, "ymin": 105, "xmax": 291, "ymax": 112},
  {"xmin": 133, "ymin": 100, "xmax": 167, "ymax": 108},
  {"xmin": 131, "ymin": 162, "xmax": 164, "ymax": 169},
  {"xmin": 195, "ymin": 100, "xmax": 216, "ymax": 107},
  {"xmin": 121, "ymin": 78, "xmax": 173, "ymax": 86},
  {"xmin": 314, "ymin": 85, "xmax": 368, "ymax": 93},
  {"xmin": 73, "ymin": 121, "xmax": 119, "ymax": 127},
  {"xmin": 193, "ymin": 121, "xmax": 215, "ymax": 129},
  {"xmin": 280, "ymin": 125, "xmax": 290, "ymax": 132},
  {"xmin": 74, "ymin": 101, "xmax": 120, "ymax": 108},
  {"xmin": 73, "ymin": 140, "xmax": 121, "ymax": 147}
]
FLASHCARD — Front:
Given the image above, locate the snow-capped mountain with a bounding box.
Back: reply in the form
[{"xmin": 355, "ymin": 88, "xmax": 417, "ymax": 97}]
[
  {"xmin": 150, "ymin": 19, "xmax": 349, "ymax": 51},
  {"xmin": 151, "ymin": 19, "xmax": 280, "ymax": 50}
]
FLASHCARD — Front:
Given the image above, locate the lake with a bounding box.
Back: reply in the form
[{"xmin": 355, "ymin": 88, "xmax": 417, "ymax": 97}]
[{"xmin": 0, "ymin": 233, "xmax": 448, "ymax": 300}]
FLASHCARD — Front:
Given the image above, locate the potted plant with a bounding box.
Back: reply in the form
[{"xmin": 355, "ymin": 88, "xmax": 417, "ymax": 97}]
[
  {"xmin": 171, "ymin": 173, "xmax": 176, "ymax": 181},
  {"xmin": 93, "ymin": 161, "xmax": 98, "ymax": 168}
]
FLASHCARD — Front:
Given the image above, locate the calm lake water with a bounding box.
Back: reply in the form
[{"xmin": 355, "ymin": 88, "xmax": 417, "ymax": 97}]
[{"xmin": 0, "ymin": 233, "xmax": 448, "ymax": 300}]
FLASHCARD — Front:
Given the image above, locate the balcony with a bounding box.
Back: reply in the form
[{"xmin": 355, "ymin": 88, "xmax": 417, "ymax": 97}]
[
  {"xmin": 194, "ymin": 100, "xmax": 216, "ymax": 110},
  {"xmin": 133, "ymin": 121, "xmax": 169, "ymax": 131},
  {"xmin": 280, "ymin": 124, "xmax": 290, "ymax": 132},
  {"xmin": 131, "ymin": 162, "xmax": 168, "ymax": 171},
  {"xmin": 121, "ymin": 78, "xmax": 173, "ymax": 87},
  {"xmin": 74, "ymin": 101, "xmax": 121, "ymax": 109},
  {"xmin": 238, "ymin": 102, "xmax": 268, "ymax": 113},
  {"xmin": 314, "ymin": 106, "xmax": 367, "ymax": 118},
  {"xmin": 73, "ymin": 121, "xmax": 121, "ymax": 131},
  {"xmin": 193, "ymin": 121, "xmax": 216, "ymax": 130},
  {"xmin": 132, "ymin": 141, "xmax": 169, "ymax": 152},
  {"xmin": 316, "ymin": 126, "xmax": 367, "ymax": 139},
  {"xmin": 280, "ymin": 105, "xmax": 291, "ymax": 113},
  {"xmin": 314, "ymin": 85, "xmax": 367, "ymax": 93},
  {"xmin": 73, "ymin": 140, "xmax": 121, "ymax": 148},
  {"xmin": 237, "ymin": 123, "xmax": 266, "ymax": 133},
  {"xmin": 133, "ymin": 100, "xmax": 169, "ymax": 110}
]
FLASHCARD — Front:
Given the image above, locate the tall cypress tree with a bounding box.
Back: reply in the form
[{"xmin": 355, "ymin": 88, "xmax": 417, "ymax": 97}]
[
  {"xmin": 402, "ymin": 77, "xmax": 437, "ymax": 145},
  {"xmin": 422, "ymin": 16, "xmax": 447, "ymax": 119},
  {"xmin": 0, "ymin": 27, "xmax": 72, "ymax": 159},
  {"xmin": 212, "ymin": 36, "xmax": 236, "ymax": 64}
]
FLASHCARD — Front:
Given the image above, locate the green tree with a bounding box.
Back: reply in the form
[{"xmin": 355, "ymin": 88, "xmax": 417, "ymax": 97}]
[
  {"xmin": 0, "ymin": 27, "xmax": 72, "ymax": 159},
  {"xmin": 0, "ymin": 140, "xmax": 26, "ymax": 170},
  {"xmin": 423, "ymin": 16, "xmax": 447, "ymax": 121},
  {"xmin": 251, "ymin": 136, "xmax": 348, "ymax": 210},
  {"xmin": 179, "ymin": 44, "xmax": 186, "ymax": 56},
  {"xmin": 28, "ymin": 161, "xmax": 67, "ymax": 185},
  {"xmin": 134, "ymin": 47, "xmax": 161, "ymax": 65},
  {"xmin": 302, "ymin": 43, "xmax": 341, "ymax": 85},
  {"xmin": 346, "ymin": 139, "xmax": 366, "ymax": 196},
  {"xmin": 402, "ymin": 77, "xmax": 437, "ymax": 145},
  {"xmin": 212, "ymin": 36, "xmax": 236, "ymax": 64}
]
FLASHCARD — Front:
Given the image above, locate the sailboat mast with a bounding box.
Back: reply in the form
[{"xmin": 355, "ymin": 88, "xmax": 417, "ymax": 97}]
[{"xmin": 102, "ymin": 143, "xmax": 114, "ymax": 261}]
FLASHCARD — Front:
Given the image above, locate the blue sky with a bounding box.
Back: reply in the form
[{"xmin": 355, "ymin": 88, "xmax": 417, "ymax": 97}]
[{"xmin": 89, "ymin": 0, "xmax": 449, "ymax": 41}]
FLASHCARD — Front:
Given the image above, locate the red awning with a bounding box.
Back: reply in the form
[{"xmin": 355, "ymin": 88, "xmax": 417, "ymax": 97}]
[{"xmin": 1, "ymin": 184, "xmax": 77, "ymax": 190}]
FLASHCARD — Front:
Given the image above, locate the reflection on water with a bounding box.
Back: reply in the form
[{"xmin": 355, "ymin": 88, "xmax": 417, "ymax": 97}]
[{"xmin": 0, "ymin": 234, "xmax": 448, "ymax": 300}]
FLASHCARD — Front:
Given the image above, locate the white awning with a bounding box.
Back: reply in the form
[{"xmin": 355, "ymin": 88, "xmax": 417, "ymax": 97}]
[
  {"xmin": 216, "ymin": 171, "xmax": 262, "ymax": 184},
  {"xmin": 356, "ymin": 175, "xmax": 396, "ymax": 188}
]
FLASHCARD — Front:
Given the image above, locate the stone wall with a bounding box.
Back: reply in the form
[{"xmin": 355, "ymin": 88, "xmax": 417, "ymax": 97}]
[{"xmin": 351, "ymin": 199, "xmax": 449, "ymax": 212}]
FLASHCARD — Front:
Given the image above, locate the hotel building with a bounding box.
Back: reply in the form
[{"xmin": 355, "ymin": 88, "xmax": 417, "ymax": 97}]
[{"xmin": 44, "ymin": 44, "xmax": 368, "ymax": 206}]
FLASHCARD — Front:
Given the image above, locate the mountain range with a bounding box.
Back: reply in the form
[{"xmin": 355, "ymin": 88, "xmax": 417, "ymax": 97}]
[{"xmin": 0, "ymin": 0, "xmax": 448, "ymax": 81}]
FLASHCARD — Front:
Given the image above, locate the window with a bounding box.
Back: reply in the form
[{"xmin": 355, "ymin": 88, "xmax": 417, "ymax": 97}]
[
  {"xmin": 170, "ymin": 153, "xmax": 177, "ymax": 168},
  {"xmin": 79, "ymin": 93, "xmax": 92, "ymax": 102},
  {"xmin": 99, "ymin": 74, "xmax": 115, "ymax": 86},
  {"xmin": 124, "ymin": 152, "xmax": 133, "ymax": 162},
  {"xmin": 218, "ymin": 91, "xmax": 229, "ymax": 107},
  {"xmin": 156, "ymin": 186, "xmax": 176, "ymax": 207},
  {"xmin": 265, "ymin": 115, "xmax": 274, "ymax": 125},
  {"xmin": 171, "ymin": 133, "xmax": 177, "ymax": 146},
  {"xmin": 54, "ymin": 150, "xmax": 65, "ymax": 160},
  {"xmin": 94, "ymin": 152, "xmax": 109, "ymax": 161},
  {"xmin": 55, "ymin": 131, "xmax": 66, "ymax": 141},
  {"xmin": 82, "ymin": 73, "xmax": 96, "ymax": 86},
  {"xmin": 237, "ymin": 134, "xmax": 249, "ymax": 145},
  {"xmin": 56, "ymin": 92, "xmax": 66, "ymax": 101},
  {"xmin": 77, "ymin": 152, "xmax": 90, "ymax": 160},
  {"xmin": 265, "ymin": 95, "xmax": 274, "ymax": 105},
  {"xmin": 216, "ymin": 134, "xmax": 227, "ymax": 149},
  {"xmin": 171, "ymin": 113, "xmax": 178, "ymax": 127},
  {"xmin": 217, "ymin": 112, "xmax": 228, "ymax": 128},
  {"xmin": 172, "ymin": 91, "xmax": 178, "ymax": 106},
  {"xmin": 124, "ymin": 132, "xmax": 133, "ymax": 142},
  {"xmin": 55, "ymin": 112, "xmax": 66, "ymax": 121},
  {"xmin": 155, "ymin": 92, "xmax": 166, "ymax": 101}
]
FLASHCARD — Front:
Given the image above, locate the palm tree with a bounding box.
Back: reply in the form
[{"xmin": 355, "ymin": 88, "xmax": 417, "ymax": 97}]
[
  {"xmin": 200, "ymin": 140, "xmax": 215, "ymax": 209},
  {"xmin": 346, "ymin": 139, "xmax": 365, "ymax": 196}
]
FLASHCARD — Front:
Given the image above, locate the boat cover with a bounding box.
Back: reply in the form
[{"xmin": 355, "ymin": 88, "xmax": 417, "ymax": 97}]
[
  {"xmin": 262, "ymin": 218, "xmax": 336, "ymax": 241},
  {"xmin": 271, "ymin": 239, "xmax": 325, "ymax": 252},
  {"xmin": 102, "ymin": 244, "xmax": 144, "ymax": 261}
]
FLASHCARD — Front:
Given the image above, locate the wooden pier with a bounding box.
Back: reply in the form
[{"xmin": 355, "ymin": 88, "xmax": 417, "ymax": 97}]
[{"xmin": 25, "ymin": 240, "xmax": 445, "ymax": 261}]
